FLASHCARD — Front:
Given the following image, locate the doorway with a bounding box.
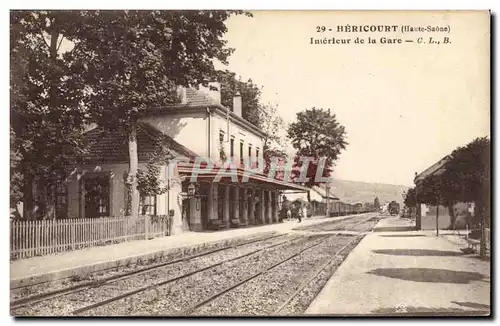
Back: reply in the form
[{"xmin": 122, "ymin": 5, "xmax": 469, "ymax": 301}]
[{"xmin": 84, "ymin": 175, "xmax": 110, "ymax": 218}]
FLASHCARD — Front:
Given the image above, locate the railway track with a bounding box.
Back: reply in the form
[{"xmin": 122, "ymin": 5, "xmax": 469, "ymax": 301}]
[
  {"xmin": 12, "ymin": 213, "xmax": 380, "ymax": 316},
  {"xmin": 71, "ymin": 233, "xmax": 320, "ymax": 316},
  {"xmin": 10, "ymin": 232, "xmax": 286, "ymax": 311},
  {"xmin": 273, "ymin": 234, "xmax": 362, "ymax": 314},
  {"xmin": 179, "ymin": 234, "xmax": 333, "ymax": 315},
  {"xmin": 308, "ymin": 214, "xmax": 380, "ymax": 233},
  {"xmin": 188, "ymin": 217, "xmax": 377, "ymax": 316}
]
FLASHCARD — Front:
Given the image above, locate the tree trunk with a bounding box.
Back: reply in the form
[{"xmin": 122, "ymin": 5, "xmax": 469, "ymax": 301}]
[
  {"xmin": 448, "ymin": 205, "xmax": 456, "ymax": 230},
  {"xmin": 22, "ymin": 171, "xmax": 34, "ymax": 220},
  {"xmin": 480, "ymin": 216, "xmax": 486, "ymax": 258},
  {"xmin": 307, "ymin": 191, "xmax": 311, "ymax": 203},
  {"xmin": 435, "ymin": 203, "xmax": 439, "ymax": 236},
  {"xmin": 478, "ymin": 201, "xmax": 487, "ymax": 258},
  {"xmin": 37, "ymin": 183, "xmax": 56, "ymax": 220},
  {"xmin": 415, "ymin": 188, "xmax": 421, "ymax": 230},
  {"xmin": 128, "ymin": 121, "xmax": 139, "ymax": 218}
]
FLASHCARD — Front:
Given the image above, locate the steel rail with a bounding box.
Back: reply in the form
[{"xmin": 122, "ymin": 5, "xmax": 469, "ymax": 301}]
[
  {"xmin": 71, "ymin": 233, "xmax": 316, "ymax": 315},
  {"xmin": 181, "ymin": 234, "xmax": 333, "ymax": 315},
  {"xmin": 273, "ymin": 235, "xmax": 362, "ymax": 314},
  {"xmin": 10, "ymin": 232, "xmax": 285, "ymax": 310}
]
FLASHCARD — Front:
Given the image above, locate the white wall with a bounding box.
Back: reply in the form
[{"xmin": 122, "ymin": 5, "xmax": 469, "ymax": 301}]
[
  {"xmin": 141, "ymin": 111, "xmax": 208, "ymax": 157},
  {"xmin": 67, "ymin": 163, "xmax": 130, "ymax": 218},
  {"xmin": 211, "ymin": 112, "xmax": 264, "ymax": 165},
  {"xmin": 141, "ymin": 110, "xmax": 265, "ymax": 168}
]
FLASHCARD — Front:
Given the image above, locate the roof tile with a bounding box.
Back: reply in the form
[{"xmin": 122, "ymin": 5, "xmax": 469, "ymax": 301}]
[{"xmin": 83, "ymin": 123, "xmax": 195, "ymax": 164}]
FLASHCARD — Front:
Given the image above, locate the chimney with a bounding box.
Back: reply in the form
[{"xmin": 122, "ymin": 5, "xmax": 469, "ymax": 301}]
[
  {"xmin": 233, "ymin": 91, "xmax": 242, "ymax": 117},
  {"xmin": 198, "ymin": 82, "xmax": 221, "ymax": 105},
  {"xmin": 176, "ymin": 85, "xmax": 187, "ymax": 104}
]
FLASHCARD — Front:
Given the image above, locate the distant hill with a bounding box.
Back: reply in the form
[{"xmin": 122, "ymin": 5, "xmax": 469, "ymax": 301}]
[{"xmin": 327, "ymin": 179, "xmax": 409, "ymax": 206}]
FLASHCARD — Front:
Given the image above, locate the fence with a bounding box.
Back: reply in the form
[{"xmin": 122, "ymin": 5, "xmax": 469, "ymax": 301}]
[{"xmin": 10, "ymin": 215, "xmax": 172, "ymax": 260}]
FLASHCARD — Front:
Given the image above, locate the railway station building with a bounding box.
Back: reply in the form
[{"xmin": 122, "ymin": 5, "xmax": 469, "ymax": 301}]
[{"xmin": 63, "ymin": 83, "xmax": 309, "ymax": 234}]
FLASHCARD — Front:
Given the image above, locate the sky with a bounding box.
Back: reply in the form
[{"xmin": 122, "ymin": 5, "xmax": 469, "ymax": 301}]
[{"xmin": 214, "ymin": 11, "xmax": 490, "ymax": 186}]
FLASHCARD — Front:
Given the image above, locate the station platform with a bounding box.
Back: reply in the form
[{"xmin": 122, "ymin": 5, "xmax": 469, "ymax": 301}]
[
  {"xmin": 305, "ymin": 217, "xmax": 491, "ymax": 316},
  {"xmin": 10, "ymin": 213, "xmax": 371, "ymax": 288}
]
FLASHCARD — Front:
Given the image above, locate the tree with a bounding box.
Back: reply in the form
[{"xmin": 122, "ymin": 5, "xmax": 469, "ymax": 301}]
[
  {"xmin": 10, "ymin": 11, "xmax": 90, "ymax": 219},
  {"xmin": 374, "ymin": 196, "xmax": 380, "ymax": 210},
  {"xmin": 402, "ymin": 188, "xmax": 417, "ymax": 219},
  {"xmin": 217, "ymin": 69, "xmax": 262, "ymax": 127},
  {"xmin": 418, "ymin": 174, "xmax": 447, "ymax": 236},
  {"xmin": 68, "ymin": 10, "xmax": 249, "ymax": 218},
  {"xmin": 287, "ymin": 107, "xmax": 348, "ymax": 201},
  {"xmin": 258, "ymin": 104, "xmax": 289, "ymax": 177},
  {"xmin": 441, "ymin": 137, "xmax": 490, "ymax": 256}
]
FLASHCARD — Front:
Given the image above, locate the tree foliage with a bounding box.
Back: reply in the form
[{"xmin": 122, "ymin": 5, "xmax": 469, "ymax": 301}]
[
  {"xmin": 258, "ymin": 104, "xmax": 289, "ymax": 177},
  {"xmin": 10, "ymin": 11, "xmax": 91, "ymax": 218},
  {"xmin": 217, "ymin": 69, "xmax": 262, "ymax": 127},
  {"xmin": 287, "ymin": 107, "xmax": 348, "ymax": 187},
  {"xmin": 441, "ymin": 137, "xmax": 490, "ymax": 208},
  {"xmin": 415, "ymin": 137, "xmax": 490, "ymax": 243},
  {"xmin": 72, "ymin": 11, "xmax": 249, "ymax": 217},
  {"xmin": 374, "ymin": 196, "xmax": 380, "ymax": 209},
  {"xmin": 10, "ymin": 10, "xmax": 250, "ymax": 219},
  {"xmin": 69, "ymin": 10, "xmax": 249, "ymax": 129},
  {"xmin": 417, "ymin": 137, "xmax": 490, "ymax": 217},
  {"xmin": 403, "ymin": 188, "xmax": 417, "ymax": 208},
  {"xmin": 136, "ymin": 135, "xmax": 175, "ymax": 197}
]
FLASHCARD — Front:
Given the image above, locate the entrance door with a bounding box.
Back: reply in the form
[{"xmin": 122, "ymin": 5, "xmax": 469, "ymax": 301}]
[
  {"xmin": 218, "ymin": 184, "xmax": 224, "ymax": 220},
  {"xmin": 229, "ymin": 186, "xmax": 235, "ymax": 221},
  {"xmin": 84, "ymin": 175, "xmax": 110, "ymax": 218},
  {"xmin": 198, "ymin": 183, "xmax": 209, "ymax": 230},
  {"xmin": 255, "ymin": 201, "xmax": 261, "ymax": 224},
  {"xmin": 239, "ymin": 188, "xmax": 245, "ymax": 221}
]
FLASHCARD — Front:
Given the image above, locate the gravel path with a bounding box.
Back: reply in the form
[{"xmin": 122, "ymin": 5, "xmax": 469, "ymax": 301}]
[{"xmin": 11, "ymin": 233, "xmax": 299, "ymax": 316}]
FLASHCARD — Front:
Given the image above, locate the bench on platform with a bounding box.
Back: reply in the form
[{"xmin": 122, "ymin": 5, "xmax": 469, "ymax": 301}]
[
  {"xmin": 208, "ymin": 219, "xmax": 226, "ymax": 230},
  {"xmin": 466, "ymin": 238, "xmax": 480, "ymax": 252},
  {"xmin": 463, "ymin": 227, "xmax": 491, "ymax": 255},
  {"xmin": 230, "ymin": 219, "xmax": 240, "ymax": 228}
]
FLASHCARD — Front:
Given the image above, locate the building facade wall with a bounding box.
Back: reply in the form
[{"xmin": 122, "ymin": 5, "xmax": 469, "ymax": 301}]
[
  {"xmin": 65, "ymin": 163, "xmax": 184, "ymax": 218},
  {"xmin": 66, "ymin": 163, "xmax": 130, "ymax": 218},
  {"xmin": 141, "ymin": 111, "xmax": 208, "ymax": 157},
  {"xmin": 211, "ymin": 112, "xmax": 264, "ymax": 165},
  {"xmin": 419, "ymin": 202, "xmax": 474, "ymax": 230}
]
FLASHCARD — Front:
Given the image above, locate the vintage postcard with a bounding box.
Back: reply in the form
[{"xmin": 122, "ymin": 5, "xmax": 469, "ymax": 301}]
[{"xmin": 10, "ymin": 10, "xmax": 490, "ymax": 317}]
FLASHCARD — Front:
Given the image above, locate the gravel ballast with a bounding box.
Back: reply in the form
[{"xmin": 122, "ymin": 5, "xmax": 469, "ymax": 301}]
[
  {"xmin": 80, "ymin": 235, "xmax": 325, "ymax": 316},
  {"xmin": 11, "ymin": 233, "xmax": 299, "ymax": 316},
  {"xmin": 12, "ymin": 215, "xmax": 379, "ymax": 317},
  {"xmin": 193, "ymin": 235, "xmax": 359, "ymax": 316}
]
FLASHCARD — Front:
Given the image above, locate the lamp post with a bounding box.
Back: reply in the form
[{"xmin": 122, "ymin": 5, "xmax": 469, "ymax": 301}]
[{"xmin": 187, "ymin": 183, "xmax": 196, "ymax": 198}]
